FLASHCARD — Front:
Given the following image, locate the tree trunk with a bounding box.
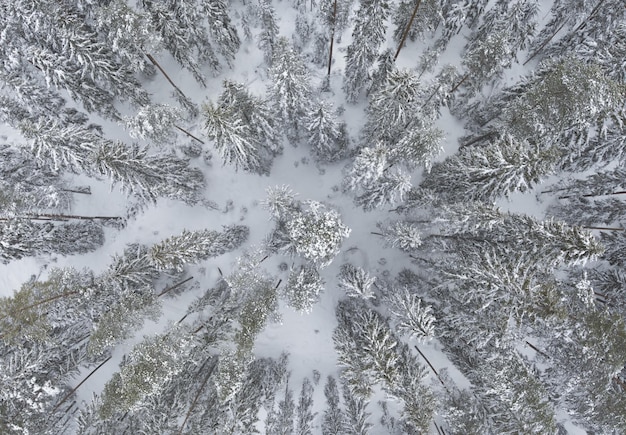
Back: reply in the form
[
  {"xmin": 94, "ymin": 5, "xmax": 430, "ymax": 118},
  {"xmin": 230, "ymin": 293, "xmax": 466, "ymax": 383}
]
[
  {"xmin": 0, "ymin": 290, "xmax": 81, "ymax": 321},
  {"xmin": 158, "ymin": 276, "xmax": 194, "ymax": 297},
  {"xmin": 177, "ymin": 357, "xmax": 218, "ymax": 435},
  {"xmin": 145, "ymin": 53, "xmax": 190, "ymax": 101},
  {"xmin": 174, "ymin": 125, "xmax": 205, "ymax": 144},
  {"xmin": 523, "ymin": 21, "xmax": 567, "ymax": 65},
  {"xmin": 327, "ymin": 0, "xmax": 338, "ymax": 76},
  {"xmin": 449, "ymin": 73, "xmax": 470, "ymax": 94},
  {"xmin": 51, "ymin": 356, "xmax": 112, "ymax": 413},
  {"xmin": 394, "ymin": 0, "xmax": 422, "ymax": 61},
  {"xmin": 558, "ymin": 190, "xmax": 626, "ymax": 200},
  {"xmin": 0, "ymin": 213, "xmax": 121, "ymax": 222}
]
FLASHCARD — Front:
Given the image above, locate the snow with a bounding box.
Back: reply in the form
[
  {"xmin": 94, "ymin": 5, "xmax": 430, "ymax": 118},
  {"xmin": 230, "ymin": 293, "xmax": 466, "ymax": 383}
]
[{"xmin": 0, "ymin": 0, "xmax": 611, "ymax": 433}]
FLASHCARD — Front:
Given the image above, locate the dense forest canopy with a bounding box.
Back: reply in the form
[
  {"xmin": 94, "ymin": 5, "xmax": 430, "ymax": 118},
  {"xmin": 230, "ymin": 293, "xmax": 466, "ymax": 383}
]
[{"xmin": 1, "ymin": 0, "xmax": 625, "ymax": 433}]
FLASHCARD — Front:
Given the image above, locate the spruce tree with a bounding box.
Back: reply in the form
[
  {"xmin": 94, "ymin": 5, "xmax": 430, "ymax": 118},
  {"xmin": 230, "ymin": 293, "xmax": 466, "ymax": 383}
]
[
  {"xmin": 268, "ymin": 38, "xmax": 313, "ymax": 141},
  {"xmin": 342, "ymin": 0, "xmax": 390, "ymax": 102}
]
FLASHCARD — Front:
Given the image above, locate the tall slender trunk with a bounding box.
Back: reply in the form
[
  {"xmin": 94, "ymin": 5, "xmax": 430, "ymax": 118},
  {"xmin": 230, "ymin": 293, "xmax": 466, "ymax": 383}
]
[
  {"xmin": 174, "ymin": 125, "xmax": 205, "ymax": 144},
  {"xmin": 0, "ymin": 214, "xmax": 121, "ymax": 222},
  {"xmin": 558, "ymin": 190, "xmax": 626, "ymax": 200},
  {"xmin": 177, "ymin": 357, "xmax": 218, "ymax": 435},
  {"xmin": 394, "ymin": 0, "xmax": 422, "ymax": 61},
  {"xmin": 158, "ymin": 277, "xmax": 194, "ymax": 297},
  {"xmin": 145, "ymin": 53, "xmax": 190, "ymax": 101},
  {"xmin": 414, "ymin": 345, "xmax": 448, "ymax": 392},
  {"xmin": 0, "ymin": 290, "xmax": 81, "ymax": 321},
  {"xmin": 523, "ymin": 21, "xmax": 567, "ymax": 65},
  {"xmin": 449, "ymin": 73, "xmax": 470, "ymax": 94},
  {"xmin": 327, "ymin": 0, "xmax": 338, "ymax": 76},
  {"xmin": 51, "ymin": 356, "xmax": 112, "ymax": 413}
]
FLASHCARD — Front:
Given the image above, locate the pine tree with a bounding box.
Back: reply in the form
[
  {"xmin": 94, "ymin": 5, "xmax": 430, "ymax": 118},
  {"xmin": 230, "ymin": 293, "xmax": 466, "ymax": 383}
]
[
  {"xmin": 322, "ymin": 376, "xmax": 345, "ymax": 434},
  {"xmin": 98, "ymin": 327, "xmax": 193, "ymax": 417},
  {"xmin": 268, "ymin": 38, "xmax": 313, "ymax": 141},
  {"xmin": 363, "ymin": 69, "xmax": 421, "ymax": 145},
  {"xmin": 392, "ymin": 0, "xmax": 441, "ymax": 46},
  {"xmin": 203, "ymin": 100, "xmax": 265, "ymax": 173},
  {"xmin": 220, "ymin": 80, "xmax": 282, "ymax": 157},
  {"xmin": 123, "ymin": 104, "xmax": 182, "ymax": 146},
  {"xmin": 91, "ymin": 141, "xmax": 206, "ymax": 205},
  {"xmin": 258, "ymin": 0, "xmax": 280, "ymax": 65},
  {"xmin": 338, "ymin": 264, "xmax": 377, "ymax": 300},
  {"xmin": 266, "ymin": 190, "xmax": 351, "ymax": 268},
  {"xmin": 141, "ymin": 0, "xmax": 218, "ymax": 85},
  {"xmin": 385, "ymin": 287, "xmax": 435, "ymax": 341},
  {"xmin": 147, "ymin": 225, "xmax": 249, "ymax": 272},
  {"xmin": 295, "ymin": 377, "xmax": 316, "ymax": 435},
  {"xmin": 342, "ymin": 0, "xmax": 390, "ymax": 102},
  {"xmin": 283, "ymin": 264, "xmax": 325, "ymax": 313},
  {"xmin": 341, "ymin": 384, "xmax": 373, "ymax": 434},
  {"xmin": 305, "ymin": 101, "xmax": 347, "ymax": 162},
  {"xmin": 375, "ymin": 221, "xmax": 422, "ymax": 252},
  {"xmin": 0, "ymin": 218, "xmax": 104, "ymax": 264},
  {"xmin": 439, "ymin": 0, "xmax": 490, "ymax": 43},
  {"xmin": 343, "ymin": 144, "xmax": 415, "ymax": 211},
  {"xmin": 92, "ymin": 0, "xmax": 160, "ymax": 74},
  {"xmin": 267, "ymin": 382, "xmax": 296, "ymax": 435},
  {"xmin": 422, "ymin": 134, "xmax": 560, "ymax": 203}
]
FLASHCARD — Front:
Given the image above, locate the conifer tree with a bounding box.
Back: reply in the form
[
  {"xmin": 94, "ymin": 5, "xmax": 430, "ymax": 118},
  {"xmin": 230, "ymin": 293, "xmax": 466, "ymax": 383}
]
[
  {"xmin": 338, "ymin": 264, "xmax": 377, "ymax": 300},
  {"xmin": 305, "ymin": 101, "xmax": 347, "ymax": 162},
  {"xmin": 258, "ymin": 0, "xmax": 280, "ymax": 65},
  {"xmin": 220, "ymin": 80, "xmax": 282, "ymax": 157},
  {"xmin": 296, "ymin": 377, "xmax": 316, "ymax": 435},
  {"xmin": 268, "ymin": 38, "xmax": 313, "ymax": 141},
  {"xmin": 283, "ymin": 264, "xmax": 325, "ymax": 313},
  {"xmin": 342, "ymin": 0, "xmax": 390, "ymax": 102},
  {"xmin": 422, "ymin": 134, "xmax": 560, "ymax": 203},
  {"xmin": 266, "ymin": 189, "xmax": 351, "ymax": 268},
  {"xmin": 342, "ymin": 384, "xmax": 373, "ymax": 434},
  {"xmin": 141, "ymin": 0, "xmax": 217, "ymax": 85},
  {"xmin": 0, "ymin": 218, "xmax": 104, "ymax": 264},
  {"xmin": 91, "ymin": 141, "xmax": 206, "ymax": 205},
  {"xmin": 322, "ymin": 376, "xmax": 345, "ymax": 434},
  {"xmin": 123, "ymin": 104, "xmax": 182, "ymax": 146}
]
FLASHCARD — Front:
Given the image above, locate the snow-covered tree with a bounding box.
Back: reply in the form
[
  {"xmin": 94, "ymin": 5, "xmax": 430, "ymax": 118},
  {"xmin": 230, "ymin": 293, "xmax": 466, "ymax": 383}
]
[
  {"xmin": 295, "ymin": 377, "xmax": 316, "ymax": 434},
  {"xmin": 0, "ymin": 218, "xmax": 104, "ymax": 264},
  {"xmin": 92, "ymin": 0, "xmax": 161, "ymax": 74},
  {"xmin": 258, "ymin": 0, "xmax": 280, "ymax": 65},
  {"xmin": 148, "ymin": 225, "xmax": 249, "ymax": 272},
  {"xmin": 385, "ymin": 287, "xmax": 435, "ymax": 341},
  {"xmin": 305, "ymin": 101, "xmax": 347, "ymax": 162},
  {"xmin": 220, "ymin": 80, "xmax": 282, "ymax": 156},
  {"xmin": 322, "ymin": 376, "xmax": 345, "ymax": 434},
  {"xmin": 140, "ymin": 0, "xmax": 217, "ymax": 84},
  {"xmin": 342, "ymin": 0, "xmax": 390, "ymax": 102},
  {"xmin": 266, "ymin": 189, "xmax": 351, "ymax": 268},
  {"xmin": 268, "ymin": 38, "xmax": 313, "ymax": 141},
  {"xmin": 98, "ymin": 327, "xmax": 193, "ymax": 417},
  {"xmin": 363, "ymin": 69, "xmax": 421, "ymax": 144},
  {"xmin": 202, "ymin": 100, "xmax": 263, "ymax": 173},
  {"xmin": 392, "ymin": 0, "xmax": 441, "ymax": 46},
  {"xmin": 92, "ymin": 141, "xmax": 206, "ymax": 205},
  {"xmin": 338, "ymin": 263, "xmax": 377, "ymax": 300},
  {"xmin": 123, "ymin": 104, "xmax": 181, "ymax": 146},
  {"xmin": 422, "ymin": 134, "xmax": 560, "ymax": 203},
  {"xmin": 283, "ymin": 264, "xmax": 325, "ymax": 313},
  {"xmin": 375, "ymin": 221, "xmax": 422, "ymax": 252}
]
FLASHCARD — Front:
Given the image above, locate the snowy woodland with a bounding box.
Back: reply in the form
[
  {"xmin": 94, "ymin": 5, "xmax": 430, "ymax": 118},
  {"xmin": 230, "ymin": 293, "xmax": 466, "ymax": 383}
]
[{"xmin": 1, "ymin": 0, "xmax": 626, "ymax": 433}]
